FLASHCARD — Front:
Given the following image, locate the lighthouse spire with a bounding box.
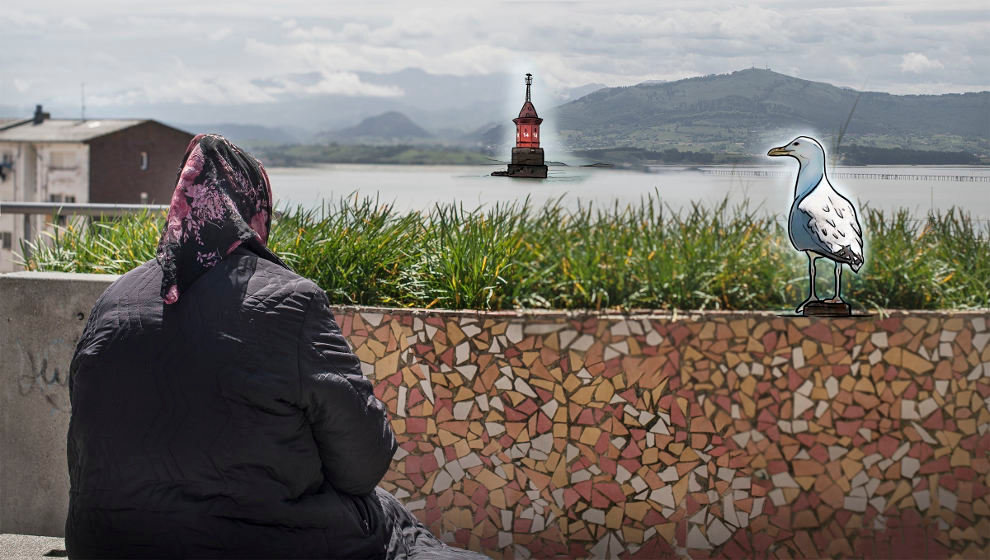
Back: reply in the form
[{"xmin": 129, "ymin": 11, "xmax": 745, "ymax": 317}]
[{"xmin": 525, "ymin": 73, "xmax": 532, "ymax": 102}]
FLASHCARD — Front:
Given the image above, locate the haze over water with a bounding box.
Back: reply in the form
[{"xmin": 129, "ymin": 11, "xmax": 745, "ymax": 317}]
[{"xmin": 267, "ymin": 164, "xmax": 990, "ymax": 223}]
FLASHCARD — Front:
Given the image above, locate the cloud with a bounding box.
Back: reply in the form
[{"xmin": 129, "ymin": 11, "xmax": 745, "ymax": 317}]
[
  {"xmin": 88, "ymin": 77, "xmax": 281, "ymax": 106},
  {"xmin": 2, "ymin": 0, "xmax": 987, "ymax": 114},
  {"xmin": 256, "ymin": 71, "xmax": 405, "ymax": 98},
  {"xmin": 209, "ymin": 27, "xmax": 232, "ymax": 41},
  {"xmin": 60, "ymin": 16, "xmax": 90, "ymax": 31},
  {"xmin": 87, "ymin": 70, "xmax": 404, "ymax": 106},
  {"xmin": 6, "ymin": 9, "xmax": 45, "ymax": 27},
  {"xmin": 900, "ymin": 52, "xmax": 944, "ymax": 73},
  {"xmin": 286, "ymin": 23, "xmax": 372, "ymax": 42}
]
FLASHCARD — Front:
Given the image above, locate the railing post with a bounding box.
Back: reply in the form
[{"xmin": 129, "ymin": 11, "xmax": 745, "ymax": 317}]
[{"xmin": 22, "ymin": 214, "xmax": 32, "ymax": 258}]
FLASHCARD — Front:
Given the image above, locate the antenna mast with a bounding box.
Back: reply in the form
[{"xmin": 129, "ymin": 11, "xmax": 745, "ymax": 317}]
[{"xmin": 525, "ymin": 73, "xmax": 532, "ymax": 102}]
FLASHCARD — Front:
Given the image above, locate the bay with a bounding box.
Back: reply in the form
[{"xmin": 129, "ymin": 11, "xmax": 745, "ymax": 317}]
[{"xmin": 267, "ymin": 164, "xmax": 990, "ymax": 222}]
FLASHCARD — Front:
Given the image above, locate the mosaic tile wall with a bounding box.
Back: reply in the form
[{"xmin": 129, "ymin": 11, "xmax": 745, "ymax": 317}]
[{"xmin": 333, "ymin": 308, "xmax": 990, "ymax": 559}]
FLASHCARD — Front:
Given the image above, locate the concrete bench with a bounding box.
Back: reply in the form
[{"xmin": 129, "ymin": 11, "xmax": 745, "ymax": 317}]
[{"xmin": 0, "ymin": 534, "xmax": 66, "ymax": 559}]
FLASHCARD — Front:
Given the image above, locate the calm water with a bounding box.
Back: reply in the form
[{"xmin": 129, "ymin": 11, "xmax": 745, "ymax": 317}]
[{"xmin": 267, "ymin": 164, "xmax": 990, "ymax": 221}]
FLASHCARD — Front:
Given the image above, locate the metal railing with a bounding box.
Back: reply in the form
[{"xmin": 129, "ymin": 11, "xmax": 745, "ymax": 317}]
[
  {"xmin": 695, "ymin": 168, "xmax": 990, "ymax": 182},
  {"xmin": 0, "ymin": 201, "xmax": 168, "ymax": 217},
  {"xmin": 0, "ymin": 202, "xmax": 169, "ymax": 258}
]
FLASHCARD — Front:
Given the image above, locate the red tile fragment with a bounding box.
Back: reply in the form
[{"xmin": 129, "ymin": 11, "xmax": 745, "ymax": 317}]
[{"xmin": 920, "ymin": 456, "xmax": 951, "ymax": 474}]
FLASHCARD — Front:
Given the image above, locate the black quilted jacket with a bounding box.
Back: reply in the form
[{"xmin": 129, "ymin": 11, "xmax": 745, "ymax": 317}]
[{"xmin": 66, "ymin": 245, "xmax": 398, "ymax": 559}]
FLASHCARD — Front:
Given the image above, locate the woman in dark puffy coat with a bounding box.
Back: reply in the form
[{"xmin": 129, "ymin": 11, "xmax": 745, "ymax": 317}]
[{"xmin": 66, "ymin": 134, "xmax": 486, "ymax": 559}]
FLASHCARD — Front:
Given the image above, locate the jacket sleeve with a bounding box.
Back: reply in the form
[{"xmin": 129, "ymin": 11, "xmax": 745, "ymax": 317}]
[{"xmin": 297, "ymin": 288, "xmax": 397, "ymax": 495}]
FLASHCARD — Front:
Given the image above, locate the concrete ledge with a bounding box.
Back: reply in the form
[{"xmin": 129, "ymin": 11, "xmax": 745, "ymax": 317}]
[
  {"xmin": 0, "ymin": 534, "xmax": 66, "ymax": 559},
  {"xmin": 0, "ymin": 272, "xmax": 118, "ymax": 537},
  {"xmin": 1, "ymin": 271, "xmax": 121, "ymax": 283}
]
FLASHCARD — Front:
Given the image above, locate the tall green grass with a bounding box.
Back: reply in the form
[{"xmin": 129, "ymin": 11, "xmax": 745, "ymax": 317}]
[
  {"xmin": 21, "ymin": 212, "xmax": 162, "ymax": 274},
  {"xmin": 268, "ymin": 195, "xmax": 423, "ymax": 306},
  {"xmin": 18, "ymin": 195, "xmax": 989, "ymax": 311}
]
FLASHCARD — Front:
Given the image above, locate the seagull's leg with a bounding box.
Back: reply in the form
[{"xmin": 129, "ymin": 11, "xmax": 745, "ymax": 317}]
[
  {"xmin": 796, "ymin": 252, "xmax": 819, "ymax": 313},
  {"xmin": 825, "ymin": 261, "xmax": 845, "ymax": 304}
]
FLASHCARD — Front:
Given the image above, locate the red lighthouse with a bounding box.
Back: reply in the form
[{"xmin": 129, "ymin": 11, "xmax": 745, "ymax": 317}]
[
  {"xmin": 492, "ymin": 73, "xmax": 548, "ymax": 179},
  {"xmin": 514, "ymin": 74, "xmax": 542, "ymax": 148}
]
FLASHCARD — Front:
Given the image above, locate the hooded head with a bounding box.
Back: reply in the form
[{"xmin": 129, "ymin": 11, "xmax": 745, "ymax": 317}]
[{"xmin": 156, "ymin": 133, "xmax": 277, "ymax": 304}]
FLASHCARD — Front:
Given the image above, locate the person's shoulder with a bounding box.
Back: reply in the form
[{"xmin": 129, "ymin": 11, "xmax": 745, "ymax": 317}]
[
  {"xmin": 99, "ymin": 259, "xmax": 160, "ymax": 300},
  {"xmin": 235, "ymin": 252, "xmax": 326, "ymax": 312},
  {"xmin": 78, "ymin": 259, "xmax": 161, "ymax": 331},
  {"xmin": 251, "ymin": 255, "xmax": 321, "ymax": 293}
]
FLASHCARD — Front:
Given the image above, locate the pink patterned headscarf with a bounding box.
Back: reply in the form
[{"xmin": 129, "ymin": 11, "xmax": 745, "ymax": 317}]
[{"xmin": 156, "ymin": 134, "xmax": 274, "ymax": 304}]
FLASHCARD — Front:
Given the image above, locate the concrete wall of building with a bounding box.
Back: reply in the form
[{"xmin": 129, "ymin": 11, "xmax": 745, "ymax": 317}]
[
  {"xmin": 0, "ymin": 142, "xmax": 16, "ymax": 201},
  {"xmin": 87, "ymin": 122, "xmax": 193, "ymax": 204},
  {"xmin": 0, "ymin": 142, "xmax": 17, "ymax": 272},
  {"xmin": 35, "ymin": 143, "xmax": 90, "ymax": 205},
  {"xmin": 1, "ymin": 272, "xmax": 988, "ymax": 557},
  {"xmin": 0, "ymin": 141, "xmax": 32, "ymax": 272},
  {"xmin": 0, "ymin": 142, "xmax": 89, "ymax": 273}
]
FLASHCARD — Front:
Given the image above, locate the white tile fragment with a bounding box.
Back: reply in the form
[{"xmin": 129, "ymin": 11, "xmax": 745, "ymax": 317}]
[
  {"xmin": 506, "ymin": 324, "xmax": 523, "ymax": 343},
  {"xmin": 792, "ymin": 347, "xmax": 805, "ymax": 368}
]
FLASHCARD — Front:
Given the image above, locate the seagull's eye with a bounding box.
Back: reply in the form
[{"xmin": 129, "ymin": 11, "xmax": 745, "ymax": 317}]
[{"xmin": 793, "ymin": 142, "xmax": 800, "ymax": 146}]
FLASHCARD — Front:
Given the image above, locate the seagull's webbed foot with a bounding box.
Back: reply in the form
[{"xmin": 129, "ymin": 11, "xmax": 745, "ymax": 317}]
[
  {"xmin": 795, "ymin": 296, "xmax": 819, "ymax": 314},
  {"xmin": 823, "ymin": 297, "xmax": 845, "ymax": 304}
]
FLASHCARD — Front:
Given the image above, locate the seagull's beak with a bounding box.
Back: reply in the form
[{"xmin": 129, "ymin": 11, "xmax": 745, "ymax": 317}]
[{"xmin": 767, "ymin": 146, "xmax": 791, "ymax": 157}]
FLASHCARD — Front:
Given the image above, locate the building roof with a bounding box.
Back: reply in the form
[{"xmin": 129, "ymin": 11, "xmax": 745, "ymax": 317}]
[
  {"xmin": 517, "ymin": 101, "xmax": 539, "ymax": 119},
  {"xmin": 0, "ymin": 118, "xmax": 27, "ymax": 130},
  {"xmin": 0, "ymin": 119, "xmax": 148, "ymax": 143}
]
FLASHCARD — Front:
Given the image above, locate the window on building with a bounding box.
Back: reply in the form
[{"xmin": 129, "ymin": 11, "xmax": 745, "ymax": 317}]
[
  {"xmin": 50, "ymin": 151, "xmax": 76, "ymax": 169},
  {"xmin": 0, "ymin": 153, "xmax": 12, "ymax": 182},
  {"xmin": 1, "ymin": 231, "xmax": 11, "ymax": 250},
  {"xmin": 44, "ymin": 213, "xmax": 68, "ymax": 227},
  {"xmin": 49, "ymin": 194, "xmax": 63, "ymax": 202},
  {"xmin": 140, "ymin": 152, "xmax": 149, "ymax": 171}
]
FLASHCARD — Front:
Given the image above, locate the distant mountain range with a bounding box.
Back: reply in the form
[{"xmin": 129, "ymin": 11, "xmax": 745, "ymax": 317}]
[
  {"xmin": 218, "ymin": 69, "xmax": 988, "ymax": 160},
  {"xmin": 554, "ymin": 68, "xmax": 990, "ymax": 156},
  {"xmin": 17, "ymin": 67, "xmax": 981, "ymax": 159},
  {"xmin": 460, "ymin": 123, "xmax": 509, "ymax": 153},
  {"xmin": 206, "ymin": 112, "xmax": 512, "ymax": 153},
  {"xmin": 36, "ymin": 67, "xmax": 603, "ymax": 142},
  {"xmin": 317, "ymin": 111, "xmax": 434, "ymax": 144}
]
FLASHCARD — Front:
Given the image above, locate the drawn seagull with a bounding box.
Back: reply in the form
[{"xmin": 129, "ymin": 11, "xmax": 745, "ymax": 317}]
[{"xmin": 768, "ymin": 136, "xmax": 864, "ymax": 313}]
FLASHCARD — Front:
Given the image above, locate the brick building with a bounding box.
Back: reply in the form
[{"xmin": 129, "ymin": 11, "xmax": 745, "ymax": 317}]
[{"xmin": 0, "ymin": 106, "xmax": 193, "ymax": 271}]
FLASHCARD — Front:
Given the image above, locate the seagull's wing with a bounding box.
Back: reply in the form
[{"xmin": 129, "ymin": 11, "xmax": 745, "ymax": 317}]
[{"xmin": 797, "ymin": 185, "xmax": 865, "ymax": 271}]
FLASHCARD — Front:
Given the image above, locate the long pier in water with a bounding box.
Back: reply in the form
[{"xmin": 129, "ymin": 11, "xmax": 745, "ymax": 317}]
[{"xmin": 694, "ymin": 168, "xmax": 990, "ymax": 182}]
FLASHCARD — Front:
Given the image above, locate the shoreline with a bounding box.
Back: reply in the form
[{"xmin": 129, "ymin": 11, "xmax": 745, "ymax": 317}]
[{"xmin": 265, "ymin": 161, "xmax": 990, "ymax": 171}]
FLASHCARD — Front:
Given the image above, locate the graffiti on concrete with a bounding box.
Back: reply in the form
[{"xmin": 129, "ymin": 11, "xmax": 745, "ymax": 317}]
[{"xmin": 18, "ymin": 339, "xmax": 72, "ymax": 412}]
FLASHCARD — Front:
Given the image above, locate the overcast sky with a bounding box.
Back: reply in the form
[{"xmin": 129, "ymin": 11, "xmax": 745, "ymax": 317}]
[{"xmin": 3, "ymin": 0, "xmax": 988, "ymax": 113}]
